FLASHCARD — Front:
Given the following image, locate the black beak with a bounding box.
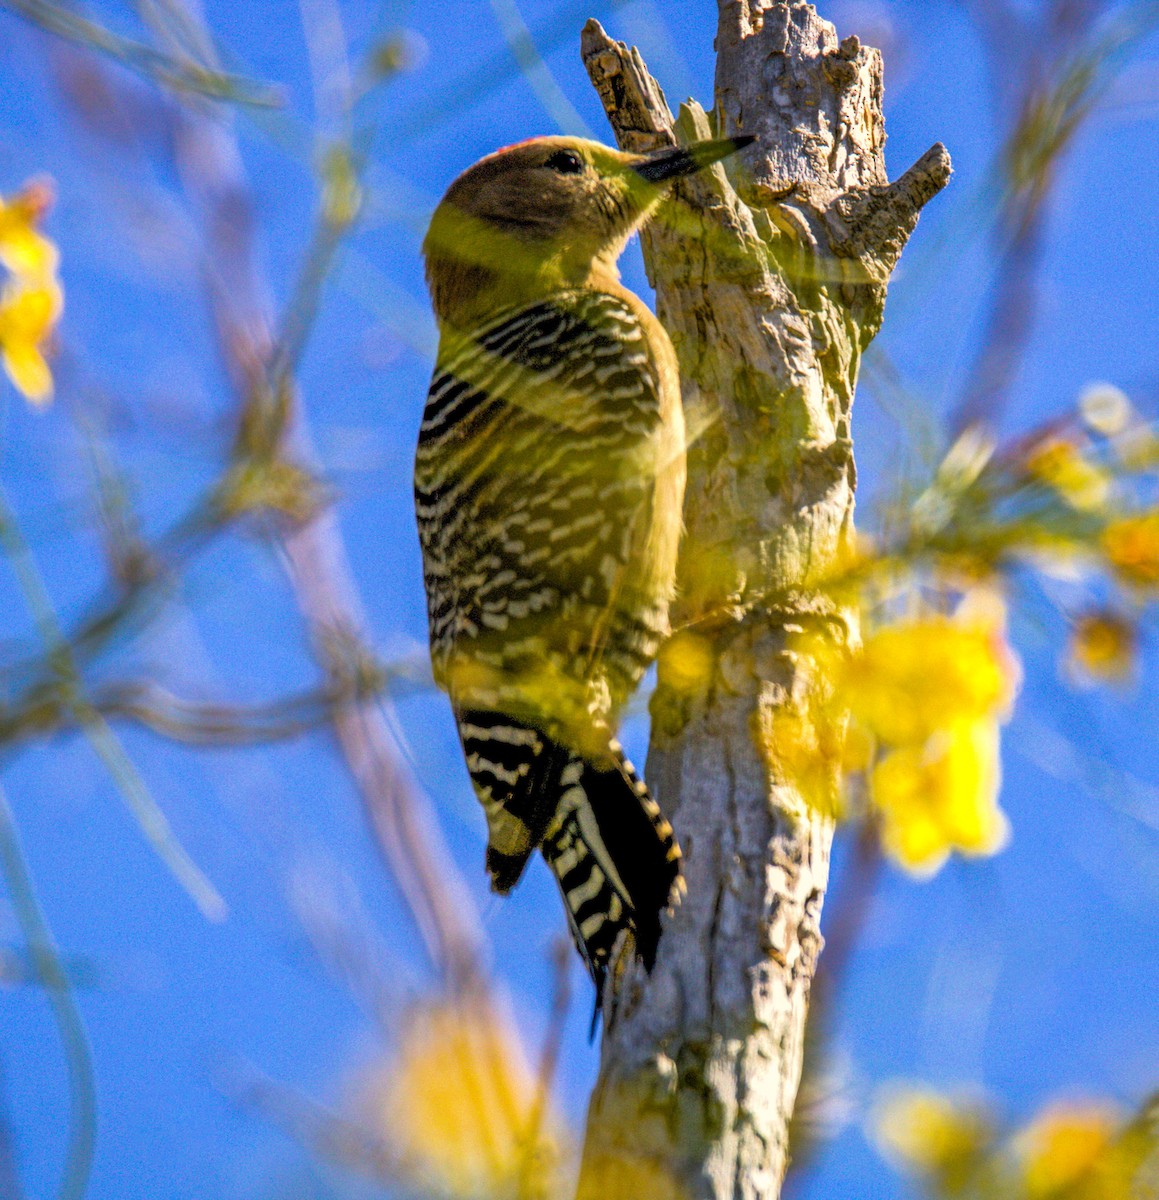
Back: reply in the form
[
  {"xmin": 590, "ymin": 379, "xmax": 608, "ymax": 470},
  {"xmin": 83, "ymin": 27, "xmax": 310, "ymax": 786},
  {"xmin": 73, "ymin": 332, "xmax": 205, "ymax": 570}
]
[{"xmin": 632, "ymin": 134, "xmax": 756, "ymax": 184}]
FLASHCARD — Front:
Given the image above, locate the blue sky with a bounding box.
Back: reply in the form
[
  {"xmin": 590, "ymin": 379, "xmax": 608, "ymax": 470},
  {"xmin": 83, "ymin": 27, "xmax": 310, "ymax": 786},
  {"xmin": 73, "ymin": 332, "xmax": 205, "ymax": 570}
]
[{"xmin": 1, "ymin": 1, "xmax": 1157, "ymax": 1197}]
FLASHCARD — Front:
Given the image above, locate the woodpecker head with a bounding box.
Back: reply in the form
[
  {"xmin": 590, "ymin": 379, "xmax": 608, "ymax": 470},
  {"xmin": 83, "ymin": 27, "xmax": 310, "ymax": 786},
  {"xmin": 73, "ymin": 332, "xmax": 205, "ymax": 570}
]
[{"xmin": 424, "ymin": 134, "xmax": 754, "ymax": 329}]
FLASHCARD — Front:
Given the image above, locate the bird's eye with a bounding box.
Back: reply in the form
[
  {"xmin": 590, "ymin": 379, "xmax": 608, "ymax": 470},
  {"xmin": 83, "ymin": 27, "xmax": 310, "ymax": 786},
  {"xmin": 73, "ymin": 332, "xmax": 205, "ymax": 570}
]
[{"xmin": 545, "ymin": 149, "xmax": 585, "ymax": 175}]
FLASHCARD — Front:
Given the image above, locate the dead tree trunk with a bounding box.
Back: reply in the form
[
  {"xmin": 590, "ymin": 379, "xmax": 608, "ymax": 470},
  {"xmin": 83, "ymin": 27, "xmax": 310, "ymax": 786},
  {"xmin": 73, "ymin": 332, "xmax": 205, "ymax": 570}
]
[{"xmin": 576, "ymin": 5, "xmax": 950, "ymax": 1198}]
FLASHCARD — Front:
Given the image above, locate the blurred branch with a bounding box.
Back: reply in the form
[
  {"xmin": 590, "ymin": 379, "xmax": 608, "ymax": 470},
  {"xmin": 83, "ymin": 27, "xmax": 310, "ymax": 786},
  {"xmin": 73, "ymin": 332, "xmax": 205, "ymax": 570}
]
[
  {"xmin": 949, "ymin": 207, "xmax": 1044, "ymax": 435},
  {"xmin": 73, "ymin": 705, "xmax": 223, "ymax": 918},
  {"xmin": 809, "ymin": 821, "xmax": 883, "ymax": 994},
  {"xmin": 1048, "ymin": 0, "xmax": 1117, "ymax": 42},
  {"xmin": 1, "ymin": 0, "xmax": 282, "ymax": 106},
  {"xmin": 0, "ymin": 650, "xmax": 434, "ymax": 749},
  {"xmin": 959, "ymin": 0, "xmax": 1030, "ymax": 105},
  {"xmin": 951, "ymin": 2, "xmax": 1155, "ymax": 435},
  {"xmin": 0, "ymin": 485, "xmax": 227, "ymax": 921},
  {"xmin": 224, "ymin": 1063, "xmax": 400, "ymax": 1180},
  {"xmin": 1016, "ymin": 715, "xmax": 1159, "ymax": 835},
  {"xmin": 75, "ymin": 409, "xmax": 151, "ymax": 595},
  {"xmin": 0, "ymin": 945, "xmax": 103, "ymax": 991},
  {"xmin": 382, "ymin": 0, "xmax": 629, "ymax": 147},
  {"xmin": 133, "ymin": 0, "xmax": 217, "ymax": 66},
  {"xmin": 152, "ymin": 2, "xmax": 488, "ymax": 988},
  {"xmin": 288, "ymin": 862, "xmax": 408, "ymax": 1031},
  {"xmin": 88, "ymin": 677, "xmax": 381, "ymax": 745},
  {"xmin": 488, "ymin": 0, "xmax": 592, "ymax": 137},
  {"xmin": 0, "ymin": 681, "xmax": 321, "ymax": 744},
  {"xmin": 280, "ymin": 513, "xmax": 487, "ymax": 986},
  {"xmin": 296, "ymin": 0, "xmax": 353, "ymax": 133},
  {"xmin": 785, "ymin": 821, "xmax": 882, "ymax": 1182},
  {"xmin": 0, "ymin": 494, "xmax": 231, "ymax": 731},
  {"xmin": 0, "ymin": 785, "xmax": 95, "ymax": 1200},
  {"xmin": 268, "ymin": 156, "xmax": 363, "ymax": 388}
]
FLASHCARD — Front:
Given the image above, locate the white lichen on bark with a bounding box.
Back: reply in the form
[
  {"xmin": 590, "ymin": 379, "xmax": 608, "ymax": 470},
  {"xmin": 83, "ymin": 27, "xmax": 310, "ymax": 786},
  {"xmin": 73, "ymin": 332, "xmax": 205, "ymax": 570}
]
[{"xmin": 575, "ymin": 5, "xmax": 950, "ymax": 1198}]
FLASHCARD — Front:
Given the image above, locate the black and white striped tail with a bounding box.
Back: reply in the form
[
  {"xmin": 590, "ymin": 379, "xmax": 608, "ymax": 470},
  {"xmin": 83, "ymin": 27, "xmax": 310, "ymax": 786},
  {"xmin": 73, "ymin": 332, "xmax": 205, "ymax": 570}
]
[
  {"xmin": 540, "ymin": 743, "xmax": 682, "ymax": 1006},
  {"xmin": 456, "ymin": 710, "xmax": 682, "ymax": 1002}
]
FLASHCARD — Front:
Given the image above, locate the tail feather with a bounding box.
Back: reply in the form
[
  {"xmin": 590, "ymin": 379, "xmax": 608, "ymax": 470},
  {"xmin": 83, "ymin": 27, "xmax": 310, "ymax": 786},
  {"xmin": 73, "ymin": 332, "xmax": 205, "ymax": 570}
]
[
  {"xmin": 456, "ymin": 708, "xmax": 682, "ymax": 1002},
  {"xmin": 541, "ymin": 743, "xmax": 681, "ymax": 1004}
]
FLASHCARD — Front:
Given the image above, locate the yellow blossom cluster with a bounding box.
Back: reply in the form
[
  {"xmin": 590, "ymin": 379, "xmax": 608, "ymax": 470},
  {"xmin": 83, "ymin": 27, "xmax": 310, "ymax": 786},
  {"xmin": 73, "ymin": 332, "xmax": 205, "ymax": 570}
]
[
  {"xmin": 1012, "ymin": 423, "xmax": 1159, "ymax": 684},
  {"xmin": 901, "ymin": 399, "xmax": 1159, "ymax": 693},
  {"xmin": 1067, "ymin": 610, "xmax": 1137, "ymax": 683},
  {"xmin": 774, "ymin": 592, "xmax": 1020, "ymax": 878},
  {"xmin": 1101, "ymin": 511, "xmax": 1159, "ymax": 591},
  {"xmin": 853, "ymin": 597, "xmax": 1018, "ymax": 876},
  {"xmin": 874, "ymin": 1084, "xmax": 1146, "ymax": 1200},
  {"xmin": 873, "ymin": 1084, "xmax": 993, "ymax": 1187},
  {"xmin": 0, "ymin": 179, "xmax": 63, "ymax": 404},
  {"xmin": 1015, "ymin": 1102, "xmax": 1122, "ymax": 1199},
  {"xmin": 1025, "ymin": 435, "xmax": 1110, "ymax": 512},
  {"xmin": 370, "ymin": 995, "xmax": 558, "ymax": 1199}
]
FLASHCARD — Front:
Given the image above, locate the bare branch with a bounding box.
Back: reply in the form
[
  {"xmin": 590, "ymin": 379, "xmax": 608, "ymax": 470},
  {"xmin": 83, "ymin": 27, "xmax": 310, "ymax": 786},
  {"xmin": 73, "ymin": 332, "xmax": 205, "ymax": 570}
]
[
  {"xmin": 950, "ymin": 1, "xmax": 1152, "ymax": 434},
  {"xmin": 155, "ymin": 0, "xmax": 489, "ymax": 988},
  {"xmin": 2, "ymin": 0, "xmax": 281, "ymax": 106}
]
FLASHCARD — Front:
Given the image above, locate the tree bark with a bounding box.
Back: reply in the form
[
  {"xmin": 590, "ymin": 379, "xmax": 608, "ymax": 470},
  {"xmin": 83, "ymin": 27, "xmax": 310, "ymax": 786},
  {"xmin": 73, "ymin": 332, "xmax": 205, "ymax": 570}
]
[{"xmin": 575, "ymin": 6, "xmax": 950, "ymax": 1199}]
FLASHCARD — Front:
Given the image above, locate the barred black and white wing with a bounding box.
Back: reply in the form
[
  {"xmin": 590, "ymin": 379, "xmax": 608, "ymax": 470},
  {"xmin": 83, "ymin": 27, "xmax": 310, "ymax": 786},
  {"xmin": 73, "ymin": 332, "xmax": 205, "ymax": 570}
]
[{"xmin": 414, "ymin": 289, "xmax": 683, "ymax": 998}]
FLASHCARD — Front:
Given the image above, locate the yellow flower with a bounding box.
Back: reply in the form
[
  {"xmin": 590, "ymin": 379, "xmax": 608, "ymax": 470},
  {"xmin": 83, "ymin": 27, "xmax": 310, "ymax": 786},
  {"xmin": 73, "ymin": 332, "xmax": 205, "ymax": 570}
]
[
  {"xmin": 1068, "ymin": 611, "xmax": 1137, "ymax": 683},
  {"xmin": 1102, "ymin": 512, "xmax": 1159, "ymax": 590},
  {"xmin": 776, "ymin": 595, "xmax": 1020, "ymax": 850},
  {"xmin": 843, "ymin": 602, "xmax": 1019, "ymax": 748},
  {"xmin": 0, "ymin": 179, "xmax": 63, "ymax": 404},
  {"xmin": 373, "ymin": 997, "xmax": 557, "ymax": 1199},
  {"xmin": 1025, "ymin": 436, "xmax": 1110, "ymax": 511},
  {"xmin": 873, "ymin": 1084, "xmax": 992, "ymax": 1181},
  {"xmin": 0, "ymin": 180, "xmax": 58, "ymax": 280},
  {"xmin": 871, "ymin": 720, "xmax": 1010, "ymax": 876},
  {"xmin": 0, "ymin": 277, "xmax": 62, "ymax": 405},
  {"xmin": 1015, "ymin": 1102, "xmax": 1120, "ymax": 1199}
]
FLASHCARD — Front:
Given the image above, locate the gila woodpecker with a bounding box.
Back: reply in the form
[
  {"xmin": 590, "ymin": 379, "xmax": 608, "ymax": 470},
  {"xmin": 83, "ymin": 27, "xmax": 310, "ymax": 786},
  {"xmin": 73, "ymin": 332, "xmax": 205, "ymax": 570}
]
[{"xmin": 415, "ymin": 133, "xmax": 753, "ymax": 1002}]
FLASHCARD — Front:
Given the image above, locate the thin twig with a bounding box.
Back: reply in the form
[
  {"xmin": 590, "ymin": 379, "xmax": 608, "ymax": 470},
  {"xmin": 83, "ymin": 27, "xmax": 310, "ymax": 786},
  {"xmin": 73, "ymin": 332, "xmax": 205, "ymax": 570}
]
[
  {"xmin": 381, "ymin": 0, "xmax": 630, "ymax": 148},
  {"xmin": 0, "ymin": 485, "xmax": 226, "ymax": 921},
  {"xmin": 488, "ymin": 0, "xmax": 592, "ymax": 137},
  {"xmin": 296, "ymin": 0, "xmax": 353, "ymax": 134},
  {"xmin": 950, "ymin": 2, "xmax": 1155, "ymax": 434},
  {"xmin": 223, "ymin": 1062, "xmax": 400, "ymax": 1180},
  {"xmin": 75, "ymin": 705, "xmax": 228, "ymax": 920},
  {"xmin": 280, "ymin": 515, "xmax": 487, "ymax": 985},
  {"xmin": 2, "ymin": 0, "xmax": 281, "ymax": 106},
  {"xmin": 0, "ymin": 785, "xmax": 96, "ymax": 1200},
  {"xmin": 288, "ymin": 862, "xmax": 409, "ymax": 1032}
]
